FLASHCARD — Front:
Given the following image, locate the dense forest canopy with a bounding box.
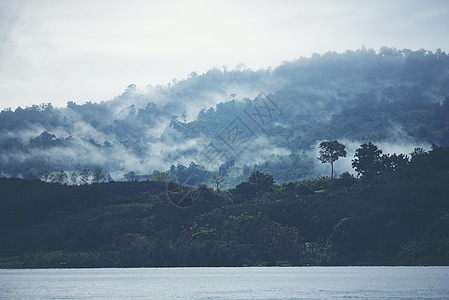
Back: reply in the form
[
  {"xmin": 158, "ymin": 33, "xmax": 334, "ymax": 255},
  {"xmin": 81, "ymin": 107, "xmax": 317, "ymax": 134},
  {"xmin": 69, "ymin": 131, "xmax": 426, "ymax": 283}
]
[
  {"xmin": 1, "ymin": 144, "xmax": 448, "ymax": 268},
  {"xmin": 1, "ymin": 47, "xmax": 448, "ymax": 188}
]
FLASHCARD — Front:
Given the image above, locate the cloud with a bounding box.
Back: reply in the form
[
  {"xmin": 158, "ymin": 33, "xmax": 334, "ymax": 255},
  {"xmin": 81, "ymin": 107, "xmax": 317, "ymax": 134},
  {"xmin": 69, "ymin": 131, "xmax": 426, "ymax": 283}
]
[
  {"xmin": 0, "ymin": 0, "xmax": 23, "ymax": 60},
  {"xmin": 236, "ymin": 137, "xmax": 291, "ymax": 167},
  {"xmin": 2, "ymin": 0, "xmax": 449, "ymax": 110}
]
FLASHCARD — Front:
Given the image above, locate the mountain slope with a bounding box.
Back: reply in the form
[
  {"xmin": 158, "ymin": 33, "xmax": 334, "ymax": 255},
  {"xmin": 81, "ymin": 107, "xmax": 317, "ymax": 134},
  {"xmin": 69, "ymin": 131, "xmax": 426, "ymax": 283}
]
[{"xmin": 1, "ymin": 47, "xmax": 448, "ymax": 184}]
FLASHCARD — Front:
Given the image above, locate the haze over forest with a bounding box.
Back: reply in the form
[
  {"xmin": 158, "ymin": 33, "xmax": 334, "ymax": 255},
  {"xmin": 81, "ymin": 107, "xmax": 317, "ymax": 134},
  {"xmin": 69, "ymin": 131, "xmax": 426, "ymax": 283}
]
[
  {"xmin": 2, "ymin": 0, "xmax": 449, "ymax": 110},
  {"xmin": 1, "ymin": 47, "xmax": 448, "ymax": 188},
  {"xmin": 2, "ymin": 1, "xmax": 449, "ymax": 269}
]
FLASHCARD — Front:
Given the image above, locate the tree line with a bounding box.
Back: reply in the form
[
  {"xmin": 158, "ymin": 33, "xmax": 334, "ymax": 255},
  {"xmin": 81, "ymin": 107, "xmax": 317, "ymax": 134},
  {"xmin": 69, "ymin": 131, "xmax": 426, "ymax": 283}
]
[
  {"xmin": 0, "ymin": 143, "xmax": 448, "ymax": 268},
  {"xmin": 317, "ymin": 140, "xmax": 413, "ymax": 180},
  {"xmin": 38, "ymin": 168, "xmax": 110, "ymax": 185}
]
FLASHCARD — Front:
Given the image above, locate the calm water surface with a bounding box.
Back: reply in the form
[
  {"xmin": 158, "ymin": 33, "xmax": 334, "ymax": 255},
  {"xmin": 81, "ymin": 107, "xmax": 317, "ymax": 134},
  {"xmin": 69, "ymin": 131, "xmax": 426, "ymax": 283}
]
[{"xmin": 1, "ymin": 266, "xmax": 448, "ymax": 299}]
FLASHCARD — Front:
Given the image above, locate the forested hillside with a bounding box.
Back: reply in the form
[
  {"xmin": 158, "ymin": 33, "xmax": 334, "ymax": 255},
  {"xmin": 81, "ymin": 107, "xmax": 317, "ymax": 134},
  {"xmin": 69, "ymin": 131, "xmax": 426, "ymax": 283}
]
[
  {"xmin": 1, "ymin": 47, "xmax": 449, "ymax": 267},
  {"xmin": 1, "ymin": 145, "xmax": 448, "ymax": 268},
  {"xmin": 1, "ymin": 47, "xmax": 449, "ymax": 187}
]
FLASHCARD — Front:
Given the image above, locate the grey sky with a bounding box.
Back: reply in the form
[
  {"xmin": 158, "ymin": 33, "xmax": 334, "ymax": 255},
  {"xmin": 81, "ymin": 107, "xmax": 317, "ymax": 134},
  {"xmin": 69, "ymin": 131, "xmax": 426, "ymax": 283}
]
[{"xmin": 1, "ymin": 0, "xmax": 448, "ymax": 110}]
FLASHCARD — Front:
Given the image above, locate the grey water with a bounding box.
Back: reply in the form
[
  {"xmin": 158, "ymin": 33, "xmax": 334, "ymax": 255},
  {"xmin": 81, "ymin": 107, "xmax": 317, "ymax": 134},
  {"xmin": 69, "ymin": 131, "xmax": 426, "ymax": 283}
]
[{"xmin": 1, "ymin": 266, "xmax": 449, "ymax": 299}]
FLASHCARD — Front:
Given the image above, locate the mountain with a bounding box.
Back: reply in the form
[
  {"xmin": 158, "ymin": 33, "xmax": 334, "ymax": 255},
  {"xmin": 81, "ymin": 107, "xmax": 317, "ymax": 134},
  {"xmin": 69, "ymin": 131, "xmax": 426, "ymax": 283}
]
[{"xmin": 1, "ymin": 47, "xmax": 449, "ymax": 186}]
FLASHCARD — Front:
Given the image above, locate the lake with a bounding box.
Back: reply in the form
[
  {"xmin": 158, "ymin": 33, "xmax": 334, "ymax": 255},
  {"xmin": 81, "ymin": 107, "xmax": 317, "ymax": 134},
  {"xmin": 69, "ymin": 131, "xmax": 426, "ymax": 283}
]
[{"xmin": 1, "ymin": 266, "xmax": 448, "ymax": 299}]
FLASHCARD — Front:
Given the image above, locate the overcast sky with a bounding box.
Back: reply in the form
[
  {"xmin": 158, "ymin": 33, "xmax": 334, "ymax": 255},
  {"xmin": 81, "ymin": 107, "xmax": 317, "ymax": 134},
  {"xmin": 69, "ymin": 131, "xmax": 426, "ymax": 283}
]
[{"xmin": 1, "ymin": 0, "xmax": 448, "ymax": 110}]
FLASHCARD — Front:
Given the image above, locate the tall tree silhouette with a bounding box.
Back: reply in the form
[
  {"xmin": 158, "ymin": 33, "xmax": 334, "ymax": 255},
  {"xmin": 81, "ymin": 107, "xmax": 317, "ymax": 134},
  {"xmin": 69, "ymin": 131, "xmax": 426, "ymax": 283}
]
[
  {"xmin": 318, "ymin": 140, "xmax": 347, "ymax": 179},
  {"xmin": 352, "ymin": 142, "xmax": 383, "ymax": 179}
]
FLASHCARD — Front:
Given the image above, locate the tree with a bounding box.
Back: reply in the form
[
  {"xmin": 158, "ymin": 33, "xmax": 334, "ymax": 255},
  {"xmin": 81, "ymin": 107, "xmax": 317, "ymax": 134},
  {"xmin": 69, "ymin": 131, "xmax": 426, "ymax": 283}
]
[
  {"xmin": 56, "ymin": 170, "xmax": 68, "ymax": 185},
  {"xmin": 233, "ymin": 181, "xmax": 257, "ymax": 203},
  {"xmin": 318, "ymin": 140, "xmax": 347, "ymax": 179},
  {"xmin": 92, "ymin": 168, "xmax": 104, "ymax": 184},
  {"xmin": 210, "ymin": 160, "xmax": 235, "ymax": 191},
  {"xmin": 381, "ymin": 153, "xmax": 409, "ymax": 173},
  {"xmin": 79, "ymin": 169, "xmax": 91, "ymax": 185},
  {"xmin": 352, "ymin": 142, "xmax": 383, "ymax": 179},
  {"xmin": 40, "ymin": 170, "xmax": 50, "ymax": 182},
  {"xmin": 232, "ymin": 171, "xmax": 275, "ymax": 203},
  {"xmin": 124, "ymin": 171, "xmax": 137, "ymax": 181},
  {"xmin": 49, "ymin": 173, "xmax": 58, "ymax": 183},
  {"xmin": 71, "ymin": 172, "xmax": 78, "ymax": 185},
  {"xmin": 210, "ymin": 173, "xmax": 225, "ymax": 191},
  {"xmin": 151, "ymin": 171, "xmax": 170, "ymax": 182},
  {"xmin": 411, "ymin": 147, "xmax": 426, "ymax": 159},
  {"xmin": 189, "ymin": 184, "xmax": 224, "ymax": 208},
  {"xmin": 248, "ymin": 171, "xmax": 275, "ymax": 190}
]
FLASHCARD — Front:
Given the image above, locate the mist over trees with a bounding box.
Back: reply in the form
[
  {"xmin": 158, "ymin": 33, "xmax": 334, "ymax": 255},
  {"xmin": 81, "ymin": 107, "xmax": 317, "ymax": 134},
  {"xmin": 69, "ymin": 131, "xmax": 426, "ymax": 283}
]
[
  {"xmin": 1, "ymin": 47, "xmax": 449, "ymax": 268},
  {"xmin": 1, "ymin": 47, "xmax": 449, "ymax": 186},
  {"xmin": 1, "ymin": 144, "xmax": 448, "ymax": 267}
]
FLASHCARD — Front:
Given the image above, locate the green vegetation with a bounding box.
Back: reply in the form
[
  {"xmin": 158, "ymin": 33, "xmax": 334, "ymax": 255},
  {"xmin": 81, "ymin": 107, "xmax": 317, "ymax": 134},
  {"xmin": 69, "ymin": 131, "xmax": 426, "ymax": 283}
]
[
  {"xmin": 1, "ymin": 48, "xmax": 449, "ymax": 267},
  {"xmin": 1, "ymin": 48, "xmax": 449, "ymax": 184},
  {"xmin": 317, "ymin": 140, "xmax": 347, "ymax": 179},
  {"xmin": 1, "ymin": 144, "xmax": 448, "ymax": 268}
]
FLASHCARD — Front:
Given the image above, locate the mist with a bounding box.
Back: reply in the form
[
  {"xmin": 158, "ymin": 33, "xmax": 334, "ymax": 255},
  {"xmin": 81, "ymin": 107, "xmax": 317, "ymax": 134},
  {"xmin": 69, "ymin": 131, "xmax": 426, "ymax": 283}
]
[{"xmin": 1, "ymin": 47, "xmax": 448, "ymax": 185}]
